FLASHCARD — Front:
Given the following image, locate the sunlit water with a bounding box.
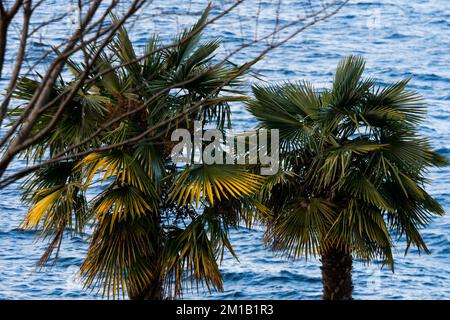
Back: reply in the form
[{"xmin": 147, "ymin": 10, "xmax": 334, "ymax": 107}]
[{"xmin": 0, "ymin": 0, "xmax": 449, "ymax": 299}]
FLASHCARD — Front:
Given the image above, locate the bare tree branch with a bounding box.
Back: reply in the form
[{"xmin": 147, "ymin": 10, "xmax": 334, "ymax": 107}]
[
  {"xmin": 0, "ymin": 0, "xmax": 243, "ymax": 150},
  {"xmin": 0, "ymin": 0, "xmax": 24, "ymax": 79},
  {"xmin": 0, "ymin": 0, "xmax": 124, "ymax": 145},
  {"xmin": 0, "ymin": 0, "xmax": 106, "ymax": 176},
  {"xmin": 0, "ymin": 0, "xmax": 348, "ymax": 187},
  {"xmin": 0, "ymin": 0, "xmax": 31, "ymax": 129}
]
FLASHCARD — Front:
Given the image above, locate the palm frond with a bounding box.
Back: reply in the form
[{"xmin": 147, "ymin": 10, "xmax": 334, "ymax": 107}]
[
  {"xmin": 249, "ymin": 55, "xmax": 448, "ymax": 269},
  {"xmin": 163, "ymin": 215, "xmax": 223, "ymax": 298},
  {"xmin": 366, "ymin": 79, "xmax": 426, "ymax": 126},
  {"xmin": 168, "ymin": 165, "xmax": 264, "ymax": 207},
  {"xmin": 81, "ymin": 216, "xmax": 155, "ymax": 299},
  {"xmin": 78, "ymin": 150, "xmax": 157, "ymax": 198},
  {"xmin": 165, "ymin": 3, "xmax": 211, "ymax": 68},
  {"xmin": 248, "ymin": 83, "xmax": 318, "ymax": 151},
  {"xmin": 90, "ymin": 184, "xmax": 152, "ymax": 226},
  {"xmin": 267, "ymin": 197, "xmax": 336, "ymax": 259}
]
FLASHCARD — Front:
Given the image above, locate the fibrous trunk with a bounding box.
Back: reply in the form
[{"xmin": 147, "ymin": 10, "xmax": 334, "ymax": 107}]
[
  {"xmin": 129, "ymin": 213, "xmax": 163, "ymax": 300},
  {"xmin": 321, "ymin": 248, "xmax": 353, "ymax": 300},
  {"xmin": 129, "ymin": 278, "xmax": 163, "ymax": 300}
]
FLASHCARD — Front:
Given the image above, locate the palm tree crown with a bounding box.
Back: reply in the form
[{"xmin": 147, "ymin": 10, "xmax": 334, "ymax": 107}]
[
  {"xmin": 12, "ymin": 6, "xmax": 262, "ymax": 299},
  {"xmin": 247, "ymin": 55, "xmax": 448, "ymax": 299}
]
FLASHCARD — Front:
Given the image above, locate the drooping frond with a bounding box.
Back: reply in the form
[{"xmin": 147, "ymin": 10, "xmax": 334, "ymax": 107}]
[
  {"xmin": 327, "ymin": 200, "xmax": 394, "ymax": 268},
  {"xmin": 20, "ymin": 180, "xmax": 87, "ymax": 266},
  {"xmin": 20, "ymin": 161, "xmax": 87, "ymax": 241},
  {"xmin": 81, "ymin": 216, "xmax": 155, "ymax": 299},
  {"xmin": 267, "ymin": 197, "xmax": 336, "ymax": 259},
  {"xmin": 343, "ymin": 172, "xmax": 393, "ymax": 213},
  {"xmin": 163, "ymin": 215, "xmax": 224, "ymax": 298}
]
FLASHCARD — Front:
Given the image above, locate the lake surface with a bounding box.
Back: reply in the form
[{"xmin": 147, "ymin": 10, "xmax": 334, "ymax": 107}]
[{"xmin": 0, "ymin": 0, "xmax": 449, "ymax": 299}]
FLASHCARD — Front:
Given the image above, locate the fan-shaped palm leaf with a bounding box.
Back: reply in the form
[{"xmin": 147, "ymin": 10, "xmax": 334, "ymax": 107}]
[{"xmin": 168, "ymin": 165, "xmax": 264, "ymax": 207}]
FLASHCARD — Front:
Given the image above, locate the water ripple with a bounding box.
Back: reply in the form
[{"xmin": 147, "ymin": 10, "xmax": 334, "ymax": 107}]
[{"xmin": 1, "ymin": 0, "xmax": 449, "ymax": 300}]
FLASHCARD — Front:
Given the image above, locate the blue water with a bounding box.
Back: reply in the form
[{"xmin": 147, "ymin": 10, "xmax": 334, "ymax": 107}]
[{"xmin": 1, "ymin": 0, "xmax": 450, "ymax": 299}]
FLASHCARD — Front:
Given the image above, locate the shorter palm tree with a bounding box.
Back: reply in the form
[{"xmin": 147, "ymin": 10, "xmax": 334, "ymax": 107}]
[{"xmin": 247, "ymin": 56, "xmax": 448, "ymax": 300}]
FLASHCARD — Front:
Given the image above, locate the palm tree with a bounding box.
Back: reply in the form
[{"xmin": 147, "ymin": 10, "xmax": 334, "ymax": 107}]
[
  {"xmin": 247, "ymin": 56, "xmax": 448, "ymax": 300},
  {"xmin": 12, "ymin": 6, "xmax": 263, "ymax": 299}
]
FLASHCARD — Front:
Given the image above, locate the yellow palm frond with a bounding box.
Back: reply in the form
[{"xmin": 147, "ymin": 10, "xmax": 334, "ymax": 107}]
[
  {"xmin": 90, "ymin": 185, "xmax": 153, "ymax": 228},
  {"xmin": 22, "ymin": 187, "xmax": 64, "ymax": 229},
  {"xmin": 168, "ymin": 165, "xmax": 265, "ymax": 207},
  {"xmin": 78, "ymin": 151, "xmax": 156, "ymax": 197},
  {"xmin": 21, "ymin": 183, "xmax": 85, "ymax": 234}
]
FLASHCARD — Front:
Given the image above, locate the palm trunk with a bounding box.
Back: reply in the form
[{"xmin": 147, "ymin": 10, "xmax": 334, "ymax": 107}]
[
  {"xmin": 321, "ymin": 248, "xmax": 353, "ymax": 300},
  {"xmin": 129, "ymin": 213, "xmax": 164, "ymax": 300},
  {"xmin": 129, "ymin": 278, "xmax": 163, "ymax": 300}
]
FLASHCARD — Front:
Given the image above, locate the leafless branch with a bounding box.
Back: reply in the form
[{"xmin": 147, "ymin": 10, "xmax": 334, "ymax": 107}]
[{"xmin": 0, "ymin": 0, "xmax": 348, "ymax": 188}]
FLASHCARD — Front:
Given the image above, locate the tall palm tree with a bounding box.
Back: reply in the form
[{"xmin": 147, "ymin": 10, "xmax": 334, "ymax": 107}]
[
  {"xmin": 247, "ymin": 56, "xmax": 448, "ymax": 300},
  {"xmin": 12, "ymin": 6, "xmax": 263, "ymax": 299}
]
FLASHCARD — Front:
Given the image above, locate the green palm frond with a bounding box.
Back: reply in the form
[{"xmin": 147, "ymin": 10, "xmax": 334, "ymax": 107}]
[
  {"xmin": 205, "ymin": 197, "xmax": 271, "ymax": 230},
  {"xmin": 165, "ymin": 3, "xmax": 211, "ymax": 68},
  {"xmin": 318, "ymin": 56, "xmax": 374, "ymax": 133},
  {"xmin": 90, "ymin": 46, "xmax": 123, "ymax": 95},
  {"xmin": 384, "ymin": 135, "xmax": 447, "ymax": 170},
  {"xmin": 184, "ymin": 39, "xmax": 220, "ymax": 71},
  {"xmin": 333, "ymin": 55, "xmax": 366, "ymax": 93},
  {"xmin": 133, "ymin": 140, "xmax": 166, "ymax": 181},
  {"xmin": 247, "ymin": 83, "xmax": 318, "ymax": 151},
  {"xmin": 12, "ymin": 77, "xmax": 43, "ymax": 101},
  {"xmin": 249, "ymin": 55, "xmax": 448, "ymax": 269},
  {"xmin": 258, "ymin": 169, "xmax": 298, "ymax": 201},
  {"xmin": 21, "ymin": 161, "xmax": 77, "ymax": 192},
  {"xmin": 267, "ymin": 197, "xmax": 336, "ymax": 259},
  {"xmin": 202, "ymin": 206, "xmax": 237, "ymax": 259},
  {"xmin": 343, "ymin": 172, "xmax": 393, "ymax": 213},
  {"xmin": 366, "ymin": 79, "xmax": 426, "ymax": 126},
  {"xmin": 77, "ymin": 92, "xmax": 110, "ymax": 115},
  {"xmin": 313, "ymin": 140, "xmax": 387, "ymax": 189},
  {"xmin": 142, "ymin": 35, "xmax": 163, "ymax": 81},
  {"xmin": 328, "ymin": 200, "xmax": 393, "ymax": 267},
  {"xmin": 249, "ymin": 83, "xmax": 308, "ymax": 127},
  {"xmin": 386, "ymin": 179, "xmax": 444, "ymax": 254},
  {"xmin": 284, "ymin": 81, "xmax": 322, "ymax": 118},
  {"xmin": 109, "ymin": 14, "xmax": 142, "ymax": 85},
  {"xmin": 331, "ymin": 55, "xmax": 374, "ymax": 107}
]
